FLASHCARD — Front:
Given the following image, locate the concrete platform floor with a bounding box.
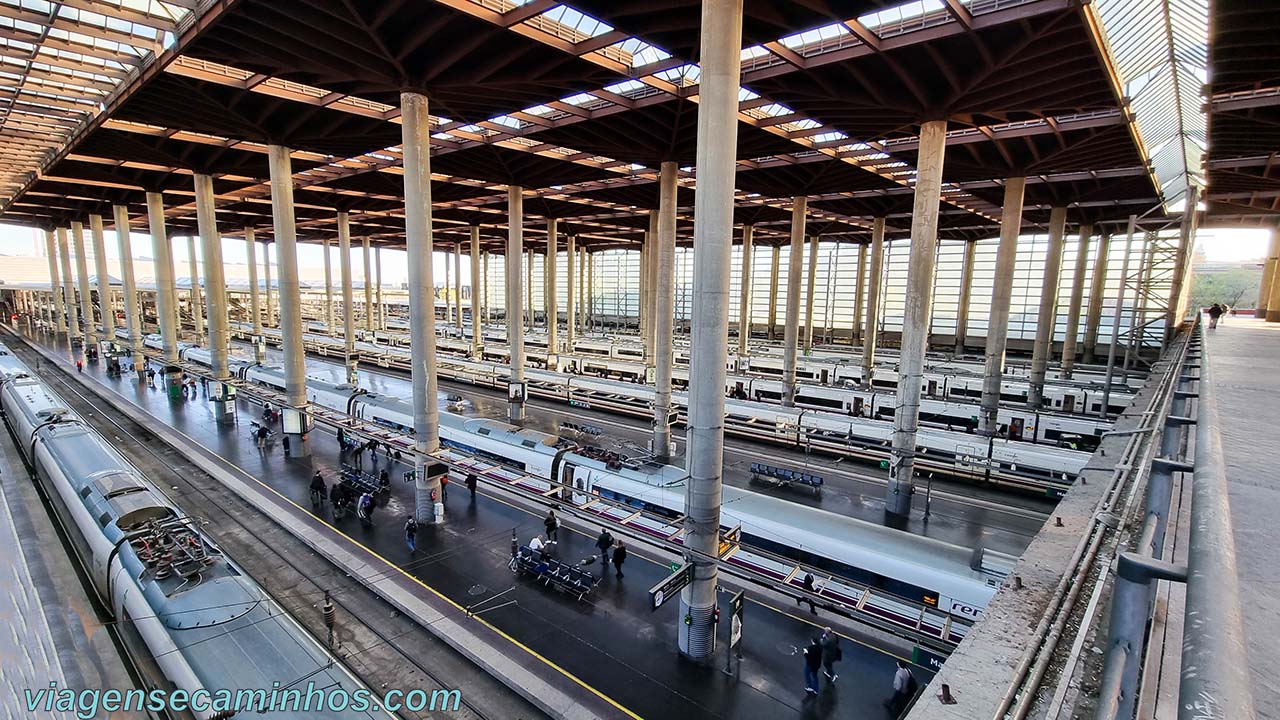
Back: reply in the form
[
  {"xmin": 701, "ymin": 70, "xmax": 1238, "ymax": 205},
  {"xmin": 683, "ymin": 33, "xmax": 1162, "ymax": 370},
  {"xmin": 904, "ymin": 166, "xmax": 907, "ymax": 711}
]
[
  {"xmin": 1205, "ymin": 317, "xmax": 1280, "ymax": 719},
  {"xmin": 15, "ymin": 324, "xmax": 934, "ymax": 720}
]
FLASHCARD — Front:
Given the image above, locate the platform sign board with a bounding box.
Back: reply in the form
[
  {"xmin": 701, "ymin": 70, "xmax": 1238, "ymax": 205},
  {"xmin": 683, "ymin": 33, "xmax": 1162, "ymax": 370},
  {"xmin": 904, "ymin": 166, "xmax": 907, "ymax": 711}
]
[
  {"xmin": 911, "ymin": 645, "xmax": 946, "ymax": 673},
  {"xmin": 649, "ymin": 562, "xmax": 691, "ymax": 612},
  {"xmin": 729, "ymin": 591, "xmax": 745, "ymax": 650}
]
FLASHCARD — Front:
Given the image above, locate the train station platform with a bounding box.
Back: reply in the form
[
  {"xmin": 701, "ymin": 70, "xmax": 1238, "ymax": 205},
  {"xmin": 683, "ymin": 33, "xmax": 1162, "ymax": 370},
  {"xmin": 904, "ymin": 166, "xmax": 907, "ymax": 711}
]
[
  {"xmin": 1206, "ymin": 317, "xmax": 1280, "ymax": 716},
  {"xmin": 0, "ymin": 393, "xmax": 143, "ymax": 719},
  {"xmin": 8, "ymin": 324, "xmax": 935, "ymax": 720}
]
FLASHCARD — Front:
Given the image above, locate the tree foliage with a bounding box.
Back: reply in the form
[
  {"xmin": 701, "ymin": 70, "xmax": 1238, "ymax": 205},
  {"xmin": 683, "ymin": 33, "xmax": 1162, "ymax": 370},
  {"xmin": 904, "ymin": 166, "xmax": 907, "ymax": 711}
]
[{"xmin": 1189, "ymin": 267, "xmax": 1261, "ymax": 310}]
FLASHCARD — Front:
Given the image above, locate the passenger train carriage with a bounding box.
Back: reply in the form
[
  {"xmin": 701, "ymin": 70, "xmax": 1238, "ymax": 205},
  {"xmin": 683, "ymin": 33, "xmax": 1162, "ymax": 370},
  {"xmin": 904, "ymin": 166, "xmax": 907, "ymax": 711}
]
[{"xmin": 0, "ymin": 345, "xmax": 389, "ymax": 720}]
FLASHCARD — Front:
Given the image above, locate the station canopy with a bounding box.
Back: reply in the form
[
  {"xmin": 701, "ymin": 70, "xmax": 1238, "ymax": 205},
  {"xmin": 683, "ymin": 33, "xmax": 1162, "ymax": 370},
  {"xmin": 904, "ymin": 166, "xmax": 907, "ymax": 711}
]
[{"xmin": 0, "ymin": 0, "xmax": 1266, "ymax": 252}]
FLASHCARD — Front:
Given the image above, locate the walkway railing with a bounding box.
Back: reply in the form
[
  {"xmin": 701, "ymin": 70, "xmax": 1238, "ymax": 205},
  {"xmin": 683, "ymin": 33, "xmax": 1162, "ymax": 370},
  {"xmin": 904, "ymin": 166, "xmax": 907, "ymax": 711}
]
[{"xmin": 1094, "ymin": 321, "xmax": 1256, "ymax": 720}]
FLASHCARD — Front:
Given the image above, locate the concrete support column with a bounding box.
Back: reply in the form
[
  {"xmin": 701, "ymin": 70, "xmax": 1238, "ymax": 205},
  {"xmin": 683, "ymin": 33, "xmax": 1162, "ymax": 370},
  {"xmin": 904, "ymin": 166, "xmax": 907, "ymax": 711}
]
[
  {"xmin": 526, "ymin": 250, "xmax": 534, "ymax": 328},
  {"xmin": 1028, "ymin": 207, "xmax": 1068, "ymax": 407},
  {"xmin": 767, "ymin": 245, "xmax": 780, "ymax": 340},
  {"xmin": 1267, "ymin": 238, "xmax": 1280, "ymax": 322},
  {"xmin": 507, "ymin": 186, "xmax": 526, "ymax": 422},
  {"xmin": 641, "ymin": 213, "xmax": 655, "ymax": 363},
  {"xmin": 112, "ymin": 207, "xmax": 143, "ymax": 372},
  {"xmin": 263, "ymin": 241, "xmax": 274, "ymax": 328},
  {"xmin": 862, "ymin": 219, "xmax": 886, "ymax": 386},
  {"xmin": 954, "ymin": 239, "xmax": 977, "ymax": 354},
  {"xmin": 584, "ymin": 248, "xmax": 592, "ymax": 331},
  {"xmin": 57, "ymin": 228, "xmax": 79, "ymax": 342},
  {"xmin": 782, "ymin": 197, "xmax": 807, "ymax": 406},
  {"xmin": 978, "ymin": 177, "xmax": 1027, "ymax": 437},
  {"xmin": 546, "ymin": 219, "xmax": 558, "ymax": 354},
  {"xmin": 1082, "ymin": 233, "xmax": 1112, "ymax": 363},
  {"xmin": 886, "ymin": 120, "xmax": 947, "ymax": 518},
  {"xmin": 483, "ymin": 250, "xmax": 492, "ymax": 327},
  {"xmin": 146, "ymin": 193, "xmax": 180, "ymax": 387},
  {"xmin": 43, "ymin": 230, "xmax": 66, "ymax": 333},
  {"xmin": 362, "ymin": 237, "xmax": 373, "ymax": 333},
  {"xmin": 471, "ymin": 227, "xmax": 484, "ymax": 358},
  {"xmin": 71, "ymin": 222, "xmax": 95, "ymax": 343},
  {"xmin": 852, "ymin": 242, "xmax": 867, "ymax": 345},
  {"xmin": 565, "ymin": 235, "xmax": 576, "ymax": 351},
  {"xmin": 678, "ymin": 0, "xmax": 739, "ymax": 661},
  {"xmin": 246, "ymin": 231, "xmax": 265, "ymax": 365},
  {"xmin": 737, "ymin": 225, "xmax": 754, "ymax": 355},
  {"xmin": 90, "ymin": 215, "xmax": 115, "ymax": 345},
  {"xmin": 803, "ymin": 232, "xmax": 819, "ymax": 353},
  {"xmin": 401, "ymin": 91, "xmax": 442, "ymax": 523},
  {"xmin": 195, "ymin": 173, "xmax": 234, "ymax": 423},
  {"xmin": 377, "ymin": 246, "xmax": 386, "ymax": 331},
  {"xmin": 453, "ymin": 244, "xmax": 462, "ymax": 332},
  {"xmin": 1256, "ymin": 232, "xmax": 1279, "ymax": 318},
  {"xmin": 1061, "ymin": 223, "xmax": 1092, "ymax": 376},
  {"xmin": 653, "ymin": 160, "xmax": 677, "ymax": 460},
  {"xmin": 1164, "ymin": 187, "xmax": 1199, "ymax": 346},
  {"xmin": 268, "ymin": 144, "xmax": 312, "ymax": 458},
  {"xmin": 338, "ymin": 213, "xmax": 358, "ymax": 383},
  {"xmin": 323, "ymin": 236, "xmax": 334, "ymax": 335},
  {"xmin": 186, "ymin": 234, "xmax": 204, "ymax": 344}
]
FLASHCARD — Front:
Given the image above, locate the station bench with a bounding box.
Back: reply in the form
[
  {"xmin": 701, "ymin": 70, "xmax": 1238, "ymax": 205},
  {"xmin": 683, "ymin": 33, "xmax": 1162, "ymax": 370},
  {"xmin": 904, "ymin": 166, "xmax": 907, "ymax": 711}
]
[
  {"xmin": 339, "ymin": 465, "xmax": 388, "ymax": 498},
  {"xmin": 749, "ymin": 462, "xmax": 824, "ymax": 496},
  {"xmin": 509, "ymin": 546, "xmax": 598, "ymax": 601}
]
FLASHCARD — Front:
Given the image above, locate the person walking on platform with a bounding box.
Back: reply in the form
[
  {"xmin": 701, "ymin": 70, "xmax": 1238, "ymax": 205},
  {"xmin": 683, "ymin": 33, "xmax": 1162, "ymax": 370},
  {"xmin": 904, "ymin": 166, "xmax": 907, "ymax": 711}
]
[
  {"xmin": 819, "ymin": 627, "xmax": 841, "ymax": 682},
  {"xmin": 595, "ymin": 528, "xmax": 614, "ymax": 569},
  {"xmin": 465, "ymin": 473, "xmax": 478, "ymax": 499},
  {"xmin": 352, "ymin": 441, "xmax": 364, "ymax": 466},
  {"xmin": 1207, "ymin": 302, "xmax": 1224, "ymax": 329},
  {"xmin": 440, "ymin": 473, "xmax": 448, "ymax": 502},
  {"xmin": 885, "ymin": 660, "xmax": 918, "ymax": 715},
  {"xmin": 357, "ymin": 491, "xmax": 375, "ymax": 527},
  {"xmin": 544, "ymin": 509, "xmax": 559, "ymax": 542},
  {"xmin": 404, "ymin": 516, "xmax": 418, "ymax": 554},
  {"xmin": 330, "ymin": 482, "xmax": 345, "ymax": 519},
  {"xmin": 611, "ymin": 540, "xmax": 627, "ymax": 579},
  {"xmin": 797, "ymin": 572, "xmax": 818, "ymax": 615},
  {"xmin": 255, "ymin": 424, "xmax": 270, "ymax": 450},
  {"xmin": 146, "ymin": 367, "xmax": 156, "ymax": 387},
  {"xmin": 803, "ymin": 637, "xmax": 823, "ymax": 696},
  {"xmin": 310, "ymin": 472, "xmax": 327, "ymax": 507}
]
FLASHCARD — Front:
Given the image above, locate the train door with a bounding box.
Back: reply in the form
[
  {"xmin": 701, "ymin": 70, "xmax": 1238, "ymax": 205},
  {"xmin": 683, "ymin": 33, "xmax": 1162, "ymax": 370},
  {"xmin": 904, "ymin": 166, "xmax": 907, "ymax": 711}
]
[
  {"xmin": 1062, "ymin": 394, "xmax": 1076, "ymax": 414},
  {"xmin": 820, "ymin": 369, "xmax": 830, "ymax": 385},
  {"xmin": 926, "ymin": 379, "xmax": 938, "ymax": 397},
  {"xmin": 733, "ymin": 381, "xmax": 746, "ymax": 400},
  {"xmin": 852, "ymin": 396, "xmax": 864, "ymax": 418},
  {"xmin": 1009, "ymin": 417, "xmax": 1024, "ymax": 440},
  {"xmin": 559, "ymin": 461, "xmax": 578, "ymax": 501}
]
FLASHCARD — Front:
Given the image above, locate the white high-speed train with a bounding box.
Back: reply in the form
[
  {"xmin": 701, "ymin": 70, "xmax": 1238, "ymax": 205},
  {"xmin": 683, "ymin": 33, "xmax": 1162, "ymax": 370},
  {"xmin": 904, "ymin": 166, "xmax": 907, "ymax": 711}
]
[
  {"xmin": 163, "ymin": 342, "xmax": 1010, "ymax": 624},
  {"xmin": 215, "ymin": 326, "xmax": 1105, "ymax": 460},
  {"xmin": 0, "ymin": 345, "xmax": 389, "ymax": 720},
  {"xmin": 141, "ymin": 330, "xmax": 1087, "ymax": 493},
  {"xmin": 229, "ymin": 321, "xmax": 1138, "ymax": 417}
]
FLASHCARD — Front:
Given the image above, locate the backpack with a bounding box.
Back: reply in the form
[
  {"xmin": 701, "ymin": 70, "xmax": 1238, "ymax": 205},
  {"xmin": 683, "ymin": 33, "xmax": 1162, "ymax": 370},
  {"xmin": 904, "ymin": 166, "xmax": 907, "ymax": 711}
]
[{"xmin": 905, "ymin": 670, "xmax": 919, "ymax": 695}]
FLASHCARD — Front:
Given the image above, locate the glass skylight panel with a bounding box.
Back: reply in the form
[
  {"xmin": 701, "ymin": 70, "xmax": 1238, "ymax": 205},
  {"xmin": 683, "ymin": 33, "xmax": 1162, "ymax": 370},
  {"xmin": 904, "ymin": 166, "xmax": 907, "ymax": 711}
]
[
  {"xmin": 539, "ymin": 5, "xmax": 613, "ymax": 39},
  {"xmin": 561, "ymin": 92, "xmax": 595, "ymax": 106},
  {"xmin": 604, "ymin": 79, "xmax": 644, "ymax": 96},
  {"xmin": 655, "ymin": 64, "xmax": 700, "ymax": 85},
  {"xmin": 523, "ymin": 104, "xmax": 554, "ymax": 116},
  {"xmin": 738, "ymin": 87, "xmax": 760, "ymax": 102}
]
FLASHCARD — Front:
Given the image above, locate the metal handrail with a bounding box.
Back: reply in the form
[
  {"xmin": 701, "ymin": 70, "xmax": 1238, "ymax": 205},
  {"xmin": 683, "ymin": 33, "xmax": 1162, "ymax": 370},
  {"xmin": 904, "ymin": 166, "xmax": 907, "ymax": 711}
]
[
  {"xmin": 1178, "ymin": 334, "xmax": 1255, "ymax": 720},
  {"xmin": 1092, "ymin": 322, "xmax": 1256, "ymax": 720}
]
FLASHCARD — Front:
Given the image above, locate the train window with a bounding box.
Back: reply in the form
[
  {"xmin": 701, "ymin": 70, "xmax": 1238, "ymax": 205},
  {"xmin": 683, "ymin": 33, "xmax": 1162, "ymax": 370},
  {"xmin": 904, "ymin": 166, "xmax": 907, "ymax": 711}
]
[
  {"xmin": 797, "ymin": 395, "xmax": 844, "ymax": 410},
  {"xmin": 80, "ymin": 486, "xmax": 93, "ymax": 498},
  {"xmin": 1091, "ymin": 403, "xmax": 1102, "ymax": 412}
]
